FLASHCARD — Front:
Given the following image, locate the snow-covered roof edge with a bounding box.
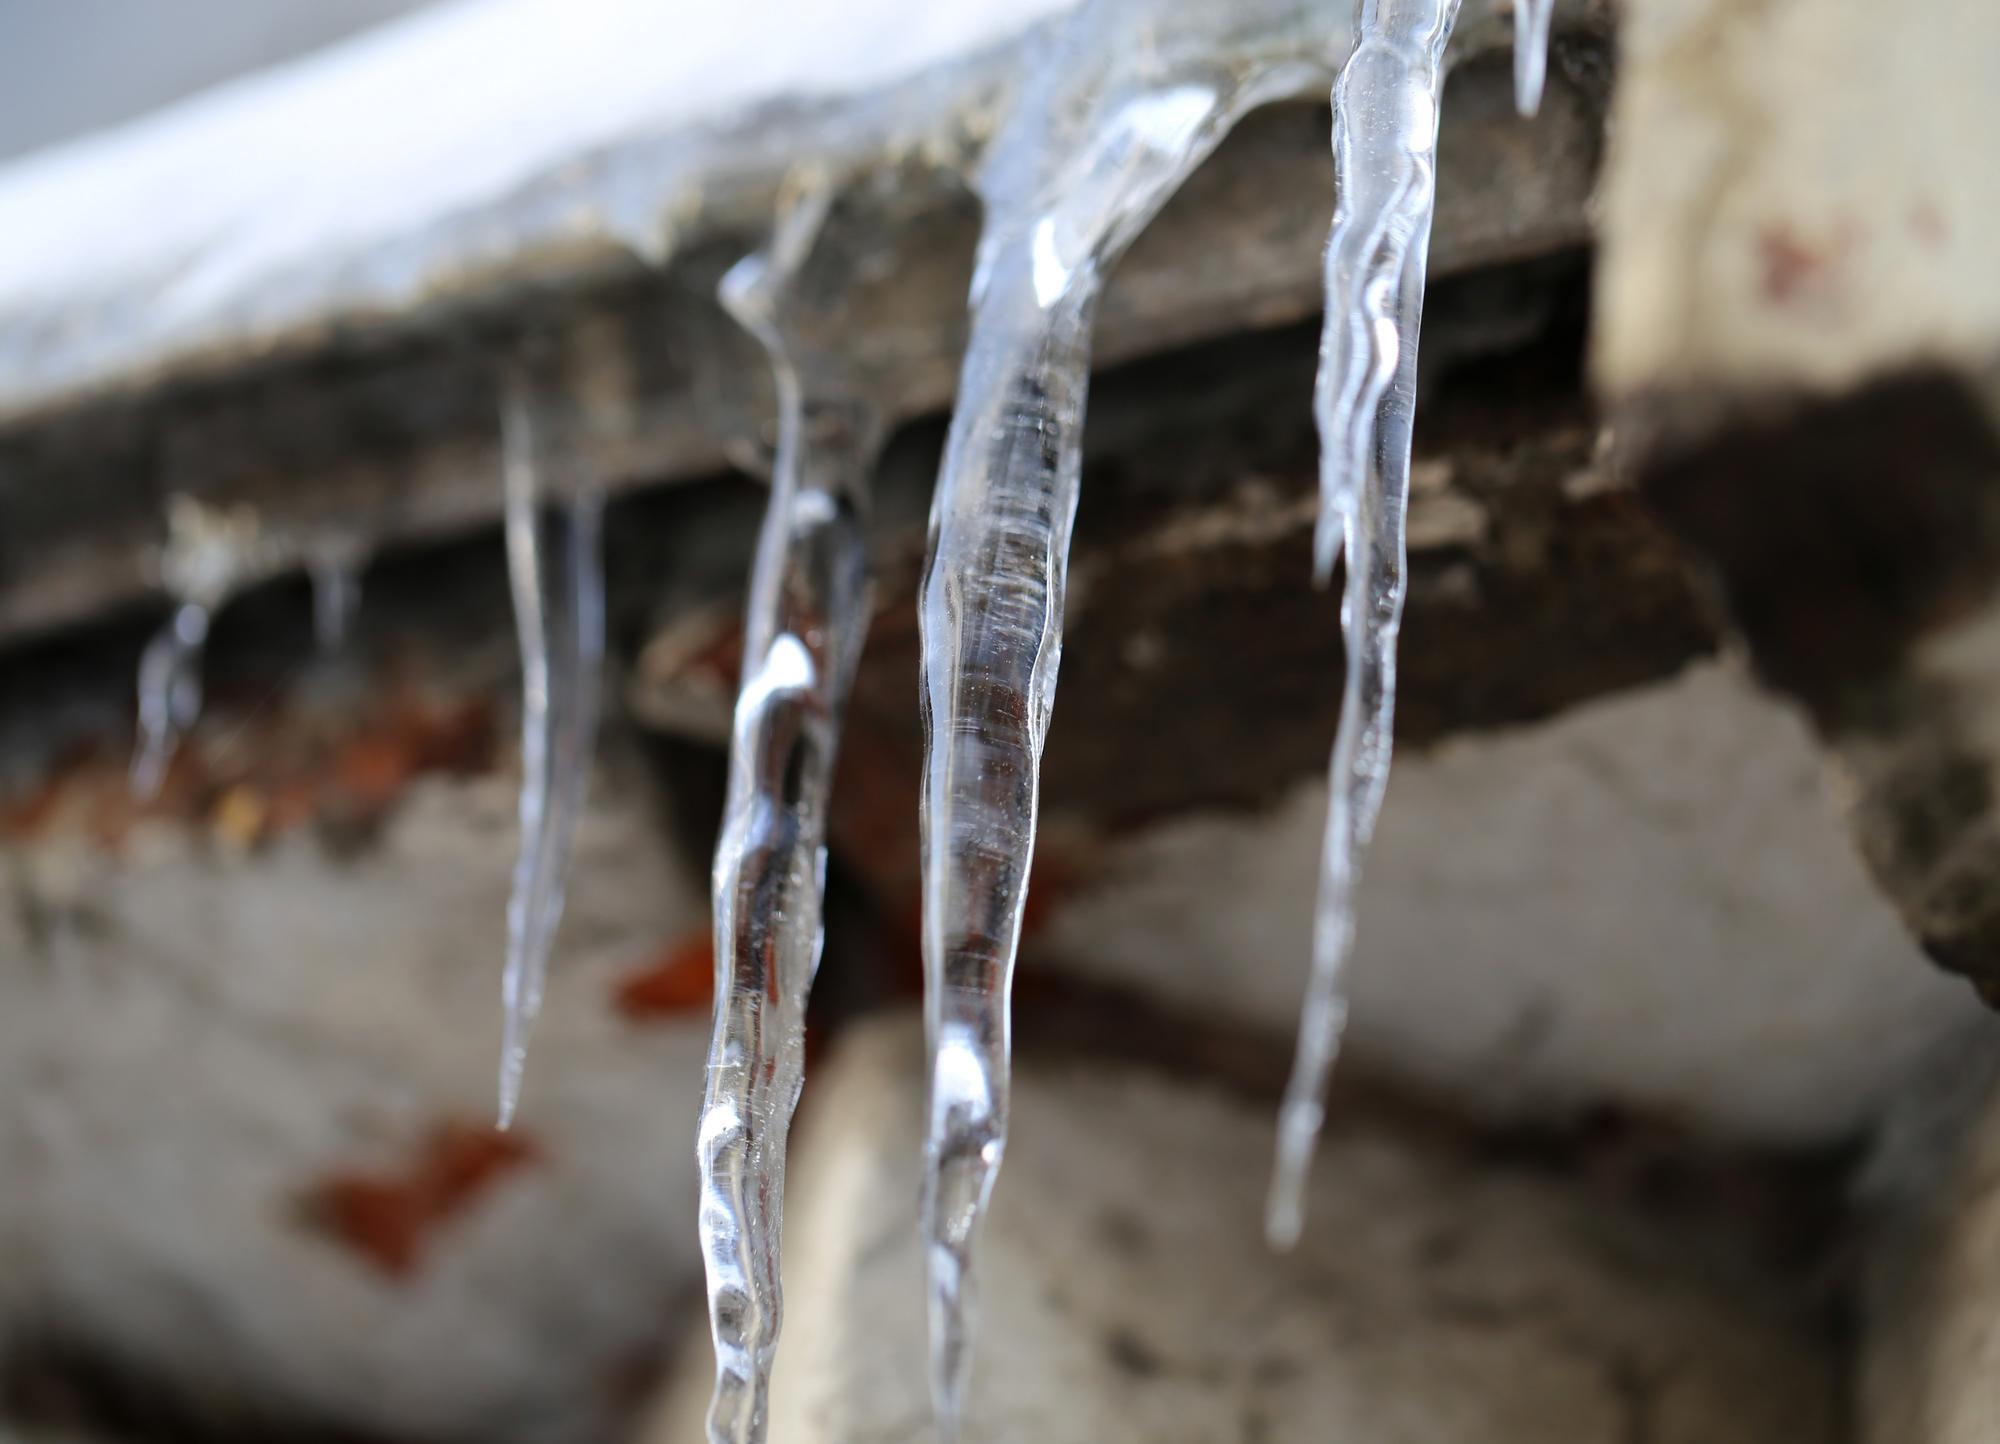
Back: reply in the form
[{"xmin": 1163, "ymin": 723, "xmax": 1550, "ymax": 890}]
[{"xmin": 0, "ymin": 0, "xmax": 1086, "ymax": 427}]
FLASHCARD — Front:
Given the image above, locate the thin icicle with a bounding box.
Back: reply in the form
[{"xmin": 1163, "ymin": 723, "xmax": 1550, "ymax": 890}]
[
  {"xmin": 496, "ymin": 368, "xmax": 606, "ymax": 1129},
  {"xmin": 130, "ymin": 495, "xmax": 261, "ymax": 799},
  {"xmin": 917, "ymin": 4, "xmax": 1323, "ymax": 1432},
  {"xmin": 131, "ymin": 602, "xmax": 211, "ymax": 800},
  {"xmin": 307, "ymin": 535, "xmax": 365, "ymax": 652},
  {"xmin": 698, "ymin": 182, "xmax": 881, "ymax": 1444},
  {"xmin": 1513, "ymin": 0, "xmax": 1555, "ymax": 117},
  {"xmin": 1270, "ymin": 0, "xmax": 1459, "ymax": 1250}
]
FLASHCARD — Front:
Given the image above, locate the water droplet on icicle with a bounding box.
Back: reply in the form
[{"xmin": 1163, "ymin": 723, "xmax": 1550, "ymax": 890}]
[
  {"xmin": 698, "ymin": 179, "xmax": 882, "ymax": 1444},
  {"xmin": 915, "ymin": 2, "xmax": 1329, "ymax": 1431},
  {"xmin": 1513, "ymin": 0, "xmax": 1555, "ymax": 117},
  {"xmin": 1269, "ymin": 0, "xmax": 1459, "ymax": 1250},
  {"xmin": 129, "ymin": 495, "xmax": 261, "ymax": 800},
  {"xmin": 496, "ymin": 366, "xmax": 606, "ymax": 1130}
]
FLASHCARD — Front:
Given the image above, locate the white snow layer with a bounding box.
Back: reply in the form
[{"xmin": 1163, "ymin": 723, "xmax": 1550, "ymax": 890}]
[{"xmin": 0, "ymin": 0, "xmax": 1081, "ymax": 418}]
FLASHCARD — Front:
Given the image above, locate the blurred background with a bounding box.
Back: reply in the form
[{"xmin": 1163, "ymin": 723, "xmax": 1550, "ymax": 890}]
[{"xmin": 2, "ymin": 1, "xmax": 1998, "ymax": 1442}]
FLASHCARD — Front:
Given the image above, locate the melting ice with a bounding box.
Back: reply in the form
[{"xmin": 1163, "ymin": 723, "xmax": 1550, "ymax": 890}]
[
  {"xmin": 496, "ymin": 367, "xmax": 607, "ymax": 1129},
  {"xmin": 915, "ymin": 0, "xmax": 1326, "ymax": 1431},
  {"xmin": 1269, "ymin": 0, "xmax": 1461, "ymax": 1248},
  {"xmin": 697, "ymin": 182, "xmax": 882, "ymax": 1444}
]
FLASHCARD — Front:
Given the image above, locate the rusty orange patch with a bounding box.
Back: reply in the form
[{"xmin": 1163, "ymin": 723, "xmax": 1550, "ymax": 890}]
[
  {"xmin": 685, "ymin": 617, "xmax": 745, "ymax": 694},
  {"xmin": 302, "ymin": 1122, "xmax": 539, "ymax": 1279},
  {"xmin": 1, "ymin": 690, "xmax": 497, "ymax": 856},
  {"xmin": 0, "ymin": 744, "xmax": 97, "ymax": 839},
  {"xmin": 614, "ymin": 932, "xmax": 716, "ymax": 1021},
  {"xmin": 330, "ymin": 734, "xmax": 416, "ymax": 809},
  {"xmin": 323, "ymin": 698, "xmax": 497, "ymax": 820},
  {"xmin": 1756, "ymin": 220, "xmax": 1857, "ymax": 306}
]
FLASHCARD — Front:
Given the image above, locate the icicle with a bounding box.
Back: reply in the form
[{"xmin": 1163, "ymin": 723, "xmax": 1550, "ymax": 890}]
[
  {"xmin": 1269, "ymin": 0, "xmax": 1459, "ymax": 1250},
  {"xmin": 131, "ymin": 601, "xmax": 211, "ymax": 800},
  {"xmin": 1513, "ymin": 0, "xmax": 1555, "ymax": 117},
  {"xmin": 307, "ymin": 535, "xmax": 365, "ymax": 652},
  {"xmin": 496, "ymin": 366, "xmax": 606, "ymax": 1129},
  {"xmin": 697, "ymin": 181, "xmax": 882, "ymax": 1444},
  {"xmin": 917, "ymin": 5, "xmax": 1322, "ymax": 1432},
  {"xmin": 130, "ymin": 496, "xmax": 261, "ymax": 799}
]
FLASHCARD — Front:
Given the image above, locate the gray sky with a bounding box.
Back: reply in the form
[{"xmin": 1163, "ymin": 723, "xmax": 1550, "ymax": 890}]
[{"xmin": 0, "ymin": 0, "xmax": 437, "ymax": 161}]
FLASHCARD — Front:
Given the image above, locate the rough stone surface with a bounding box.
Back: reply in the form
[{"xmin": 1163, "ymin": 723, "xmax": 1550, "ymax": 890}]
[
  {"xmin": 0, "ymin": 616, "xmax": 713, "ymax": 1441},
  {"xmin": 1036, "ymin": 660, "xmax": 1980, "ymax": 1143},
  {"xmin": 1594, "ymin": 0, "xmax": 2000, "ymax": 1007},
  {"xmin": 653, "ymin": 1016, "xmax": 1838, "ymax": 1444},
  {"xmin": 1632, "ymin": 374, "xmax": 2000, "ymax": 1002},
  {"xmin": 1594, "ymin": 0, "xmax": 2000, "ymax": 398},
  {"xmin": 1860, "ymin": 1030, "xmax": 2000, "ymax": 1444}
]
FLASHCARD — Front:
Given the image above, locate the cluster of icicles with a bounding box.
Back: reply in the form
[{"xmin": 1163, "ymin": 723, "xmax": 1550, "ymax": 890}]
[{"xmin": 126, "ymin": 1, "xmax": 1556, "ymax": 1437}]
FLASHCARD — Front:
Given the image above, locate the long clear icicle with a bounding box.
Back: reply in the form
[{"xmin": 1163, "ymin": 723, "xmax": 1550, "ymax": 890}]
[
  {"xmin": 1513, "ymin": 0, "xmax": 1555, "ymax": 117},
  {"xmin": 130, "ymin": 496, "xmax": 260, "ymax": 799},
  {"xmin": 698, "ymin": 184, "xmax": 880, "ymax": 1444},
  {"xmin": 1269, "ymin": 0, "xmax": 1459, "ymax": 1249},
  {"xmin": 496, "ymin": 370, "xmax": 606, "ymax": 1128},
  {"xmin": 918, "ymin": 5, "xmax": 1320, "ymax": 1431}
]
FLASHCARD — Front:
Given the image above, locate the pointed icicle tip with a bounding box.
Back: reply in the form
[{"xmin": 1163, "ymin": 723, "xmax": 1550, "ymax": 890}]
[
  {"xmin": 930, "ymin": 1370, "xmax": 967, "ymax": 1444},
  {"xmin": 1265, "ymin": 1199, "xmax": 1304, "ymax": 1253},
  {"xmin": 496, "ymin": 1061, "xmax": 522, "ymax": 1132},
  {"xmin": 1264, "ymin": 1097, "xmax": 1322, "ymax": 1250},
  {"xmin": 496, "ymin": 1001, "xmax": 530, "ymax": 1131},
  {"xmin": 1512, "ymin": 0, "xmax": 1556, "ymax": 118}
]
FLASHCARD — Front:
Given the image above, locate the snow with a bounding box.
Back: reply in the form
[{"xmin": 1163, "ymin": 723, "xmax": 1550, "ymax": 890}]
[{"xmin": 0, "ymin": 0, "xmax": 1081, "ymax": 418}]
